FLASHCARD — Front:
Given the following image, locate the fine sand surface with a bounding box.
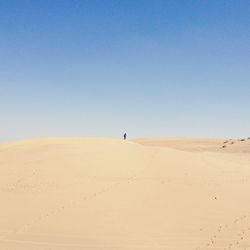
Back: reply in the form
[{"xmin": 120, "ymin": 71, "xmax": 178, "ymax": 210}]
[{"xmin": 0, "ymin": 137, "xmax": 250, "ymax": 250}]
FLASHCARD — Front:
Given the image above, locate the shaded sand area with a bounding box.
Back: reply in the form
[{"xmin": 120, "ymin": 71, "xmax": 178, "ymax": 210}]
[{"xmin": 0, "ymin": 137, "xmax": 250, "ymax": 250}]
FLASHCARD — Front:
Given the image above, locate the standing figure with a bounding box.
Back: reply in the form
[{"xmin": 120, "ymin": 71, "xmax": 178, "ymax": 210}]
[{"xmin": 123, "ymin": 133, "xmax": 127, "ymax": 140}]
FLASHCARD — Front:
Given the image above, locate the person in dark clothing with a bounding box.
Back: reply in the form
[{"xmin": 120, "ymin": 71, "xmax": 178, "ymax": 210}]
[{"xmin": 123, "ymin": 133, "xmax": 127, "ymax": 140}]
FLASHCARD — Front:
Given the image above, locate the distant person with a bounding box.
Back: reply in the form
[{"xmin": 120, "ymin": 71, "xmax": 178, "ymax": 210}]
[{"xmin": 123, "ymin": 133, "xmax": 127, "ymax": 140}]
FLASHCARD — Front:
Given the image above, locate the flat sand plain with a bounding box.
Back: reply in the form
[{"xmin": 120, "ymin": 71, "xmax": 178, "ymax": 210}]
[{"xmin": 0, "ymin": 137, "xmax": 250, "ymax": 249}]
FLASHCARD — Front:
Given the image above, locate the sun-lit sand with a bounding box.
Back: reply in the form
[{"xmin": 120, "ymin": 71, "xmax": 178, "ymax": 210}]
[{"xmin": 0, "ymin": 137, "xmax": 250, "ymax": 249}]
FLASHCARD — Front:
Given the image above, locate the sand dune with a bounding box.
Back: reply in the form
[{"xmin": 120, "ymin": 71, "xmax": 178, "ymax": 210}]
[
  {"xmin": 134, "ymin": 137, "xmax": 250, "ymax": 153},
  {"xmin": 0, "ymin": 137, "xmax": 250, "ymax": 249}
]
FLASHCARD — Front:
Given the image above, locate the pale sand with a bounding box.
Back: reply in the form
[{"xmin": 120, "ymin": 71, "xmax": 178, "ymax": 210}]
[{"xmin": 0, "ymin": 137, "xmax": 250, "ymax": 249}]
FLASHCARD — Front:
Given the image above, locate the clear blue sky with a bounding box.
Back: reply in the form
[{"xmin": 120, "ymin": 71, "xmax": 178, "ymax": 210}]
[{"xmin": 0, "ymin": 0, "xmax": 249, "ymax": 142}]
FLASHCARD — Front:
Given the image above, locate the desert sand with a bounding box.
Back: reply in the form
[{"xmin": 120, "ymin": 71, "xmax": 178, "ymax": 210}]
[{"xmin": 0, "ymin": 137, "xmax": 250, "ymax": 250}]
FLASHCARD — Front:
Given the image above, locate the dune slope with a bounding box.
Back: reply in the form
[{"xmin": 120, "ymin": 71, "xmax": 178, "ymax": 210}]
[{"xmin": 0, "ymin": 137, "xmax": 250, "ymax": 250}]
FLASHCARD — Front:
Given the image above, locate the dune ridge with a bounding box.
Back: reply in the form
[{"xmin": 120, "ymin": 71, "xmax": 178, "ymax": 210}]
[{"xmin": 0, "ymin": 137, "xmax": 250, "ymax": 249}]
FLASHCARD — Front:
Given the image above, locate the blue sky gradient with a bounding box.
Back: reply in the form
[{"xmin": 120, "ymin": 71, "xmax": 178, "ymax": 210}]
[{"xmin": 0, "ymin": 0, "xmax": 250, "ymax": 141}]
